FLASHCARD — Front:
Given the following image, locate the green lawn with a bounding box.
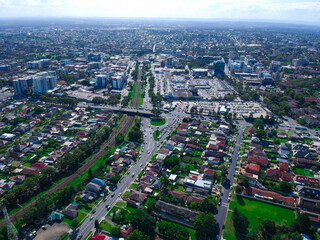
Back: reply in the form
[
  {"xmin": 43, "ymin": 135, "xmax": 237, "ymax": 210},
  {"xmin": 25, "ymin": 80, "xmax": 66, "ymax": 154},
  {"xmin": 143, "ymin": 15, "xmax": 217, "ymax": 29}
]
[
  {"xmin": 137, "ymin": 84, "xmax": 144, "ymax": 107},
  {"xmin": 153, "ymin": 130, "xmax": 163, "ymax": 141},
  {"xmin": 294, "ymin": 167, "xmax": 314, "ymax": 177},
  {"xmin": 129, "ymin": 183, "xmax": 138, "ymax": 190},
  {"xmin": 115, "ymin": 201, "xmax": 126, "ymax": 207},
  {"xmin": 223, "ymin": 196, "xmax": 295, "ymax": 240},
  {"xmin": 150, "ymin": 118, "xmax": 166, "ymax": 126},
  {"xmin": 99, "ymin": 220, "xmax": 117, "ymax": 233}
]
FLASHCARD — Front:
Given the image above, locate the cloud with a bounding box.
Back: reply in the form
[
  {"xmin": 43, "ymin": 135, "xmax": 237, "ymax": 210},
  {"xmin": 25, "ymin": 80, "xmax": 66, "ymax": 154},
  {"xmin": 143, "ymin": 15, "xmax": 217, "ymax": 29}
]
[{"xmin": 0, "ymin": 0, "xmax": 319, "ymax": 23}]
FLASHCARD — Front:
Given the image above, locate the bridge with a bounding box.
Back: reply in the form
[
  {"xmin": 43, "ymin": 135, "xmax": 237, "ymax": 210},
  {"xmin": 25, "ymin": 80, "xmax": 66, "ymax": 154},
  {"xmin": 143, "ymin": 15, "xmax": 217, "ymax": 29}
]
[{"xmin": 78, "ymin": 103, "xmax": 155, "ymax": 117}]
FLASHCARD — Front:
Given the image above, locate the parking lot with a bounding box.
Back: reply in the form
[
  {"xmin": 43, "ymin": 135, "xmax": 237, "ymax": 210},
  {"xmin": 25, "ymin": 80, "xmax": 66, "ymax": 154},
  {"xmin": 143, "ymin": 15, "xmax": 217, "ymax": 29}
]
[{"xmin": 34, "ymin": 223, "xmax": 70, "ymax": 240}]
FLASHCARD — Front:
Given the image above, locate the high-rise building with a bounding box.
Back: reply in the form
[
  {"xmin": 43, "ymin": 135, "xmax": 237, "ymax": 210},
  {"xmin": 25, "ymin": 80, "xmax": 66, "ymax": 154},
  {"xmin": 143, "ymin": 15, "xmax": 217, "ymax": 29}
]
[
  {"xmin": 87, "ymin": 53, "xmax": 101, "ymax": 62},
  {"xmin": 111, "ymin": 76, "xmax": 124, "ymax": 90},
  {"xmin": 213, "ymin": 60, "xmax": 225, "ymax": 76},
  {"xmin": 13, "ymin": 72, "xmax": 57, "ymax": 96},
  {"xmin": 176, "ymin": 50, "xmax": 182, "ymax": 57},
  {"xmin": 95, "ymin": 74, "xmax": 108, "ymax": 88},
  {"xmin": 269, "ymin": 60, "xmax": 282, "ymax": 73}
]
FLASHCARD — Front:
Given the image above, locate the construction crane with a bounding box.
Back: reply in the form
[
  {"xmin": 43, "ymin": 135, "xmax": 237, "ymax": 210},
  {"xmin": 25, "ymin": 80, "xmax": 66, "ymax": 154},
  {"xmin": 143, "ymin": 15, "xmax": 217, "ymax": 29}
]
[{"xmin": 3, "ymin": 207, "xmax": 18, "ymax": 240}]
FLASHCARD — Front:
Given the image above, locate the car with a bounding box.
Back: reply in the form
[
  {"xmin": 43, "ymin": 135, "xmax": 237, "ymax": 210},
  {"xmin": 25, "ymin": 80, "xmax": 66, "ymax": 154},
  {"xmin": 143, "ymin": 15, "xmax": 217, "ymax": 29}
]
[
  {"xmin": 218, "ymin": 199, "xmax": 221, "ymax": 206},
  {"xmin": 140, "ymin": 163, "xmax": 143, "ymax": 167},
  {"xmin": 104, "ymin": 198, "xmax": 107, "ymax": 202},
  {"xmin": 90, "ymin": 216, "xmax": 94, "ymax": 220},
  {"xmin": 228, "ymin": 197, "xmax": 231, "ymax": 202},
  {"xmin": 127, "ymin": 171, "xmax": 130, "ymax": 175},
  {"xmin": 105, "ymin": 204, "xmax": 109, "ymax": 208},
  {"xmin": 111, "ymin": 193, "xmax": 115, "ymax": 197},
  {"xmin": 41, "ymin": 226, "xmax": 47, "ymax": 230},
  {"xmin": 118, "ymin": 193, "xmax": 121, "ymax": 197},
  {"xmin": 77, "ymin": 233, "xmax": 83, "ymax": 240},
  {"xmin": 92, "ymin": 210, "xmax": 96, "ymax": 214}
]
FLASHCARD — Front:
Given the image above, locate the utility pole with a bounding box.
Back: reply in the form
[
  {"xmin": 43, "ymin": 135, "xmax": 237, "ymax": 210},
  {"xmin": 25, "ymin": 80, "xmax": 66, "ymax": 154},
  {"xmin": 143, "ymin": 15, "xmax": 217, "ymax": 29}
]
[{"xmin": 3, "ymin": 207, "xmax": 18, "ymax": 240}]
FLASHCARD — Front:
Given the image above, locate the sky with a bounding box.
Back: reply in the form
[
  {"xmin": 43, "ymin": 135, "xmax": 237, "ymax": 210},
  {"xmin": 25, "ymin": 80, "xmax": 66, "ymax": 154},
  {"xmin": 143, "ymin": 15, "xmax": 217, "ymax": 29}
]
[{"xmin": 0, "ymin": 0, "xmax": 319, "ymax": 24}]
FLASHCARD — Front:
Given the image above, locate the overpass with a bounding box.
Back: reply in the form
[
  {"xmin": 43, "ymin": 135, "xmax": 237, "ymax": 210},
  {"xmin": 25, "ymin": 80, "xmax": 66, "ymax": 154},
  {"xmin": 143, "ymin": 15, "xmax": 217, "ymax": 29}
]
[{"xmin": 78, "ymin": 103, "xmax": 154, "ymax": 117}]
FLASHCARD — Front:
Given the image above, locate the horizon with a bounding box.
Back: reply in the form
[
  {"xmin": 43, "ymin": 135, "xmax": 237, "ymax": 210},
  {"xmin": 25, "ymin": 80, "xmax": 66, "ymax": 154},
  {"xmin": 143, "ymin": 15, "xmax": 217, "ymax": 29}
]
[{"xmin": 0, "ymin": 0, "xmax": 319, "ymax": 25}]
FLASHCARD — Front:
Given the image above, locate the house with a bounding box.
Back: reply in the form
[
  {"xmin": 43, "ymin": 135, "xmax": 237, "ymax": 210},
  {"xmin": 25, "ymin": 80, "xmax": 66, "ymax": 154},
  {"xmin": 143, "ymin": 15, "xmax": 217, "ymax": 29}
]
[
  {"xmin": 21, "ymin": 167, "xmax": 40, "ymax": 176},
  {"xmin": 295, "ymin": 175, "xmax": 319, "ymax": 187},
  {"xmin": 121, "ymin": 225, "xmax": 133, "ymax": 238},
  {"xmin": 9, "ymin": 175, "xmax": 25, "ymax": 184},
  {"xmin": 300, "ymin": 210, "xmax": 320, "ymax": 224},
  {"xmin": 62, "ymin": 204, "xmax": 78, "ymax": 219},
  {"xmin": 48, "ymin": 211, "xmax": 64, "ymax": 223},
  {"xmin": 127, "ymin": 190, "xmax": 148, "ymax": 208},
  {"xmin": 245, "ymin": 164, "xmax": 260, "ymax": 174},
  {"xmin": 31, "ymin": 163, "xmax": 46, "ymax": 170},
  {"xmin": 247, "ymin": 127, "xmax": 254, "ymax": 137},
  {"xmin": 203, "ymin": 168, "xmax": 216, "ymax": 179},
  {"xmin": 90, "ymin": 233, "xmax": 110, "ymax": 240},
  {"xmin": 112, "ymin": 165, "xmax": 123, "ymax": 174},
  {"xmin": 299, "ymin": 197, "xmax": 320, "ymax": 211},
  {"xmin": 296, "ymin": 185, "xmax": 320, "ymax": 199},
  {"xmin": 244, "ymin": 186, "xmax": 295, "ymax": 206},
  {"xmin": 91, "ymin": 178, "xmax": 105, "ymax": 187},
  {"xmin": 247, "ymin": 156, "xmax": 268, "ymax": 167},
  {"xmin": 86, "ymin": 182, "xmax": 102, "ymax": 193},
  {"xmin": 155, "ymin": 200, "xmax": 199, "ymax": 222},
  {"xmin": 293, "ymin": 157, "xmax": 320, "ymax": 168}
]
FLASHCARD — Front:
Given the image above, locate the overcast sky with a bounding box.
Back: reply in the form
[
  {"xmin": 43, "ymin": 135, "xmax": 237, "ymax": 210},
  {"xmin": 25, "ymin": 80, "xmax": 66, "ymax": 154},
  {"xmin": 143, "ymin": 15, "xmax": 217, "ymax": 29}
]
[{"xmin": 0, "ymin": 0, "xmax": 319, "ymax": 24}]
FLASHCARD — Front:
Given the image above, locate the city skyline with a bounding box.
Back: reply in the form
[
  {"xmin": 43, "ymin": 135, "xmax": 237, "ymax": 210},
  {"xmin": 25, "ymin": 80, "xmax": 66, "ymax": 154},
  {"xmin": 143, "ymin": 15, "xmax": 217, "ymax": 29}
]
[{"xmin": 0, "ymin": 0, "xmax": 319, "ymax": 25}]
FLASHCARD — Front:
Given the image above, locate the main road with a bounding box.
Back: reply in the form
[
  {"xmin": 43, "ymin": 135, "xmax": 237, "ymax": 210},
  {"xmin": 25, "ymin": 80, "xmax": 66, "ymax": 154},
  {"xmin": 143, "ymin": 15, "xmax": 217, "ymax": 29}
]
[{"xmin": 215, "ymin": 121, "xmax": 249, "ymax": 240}]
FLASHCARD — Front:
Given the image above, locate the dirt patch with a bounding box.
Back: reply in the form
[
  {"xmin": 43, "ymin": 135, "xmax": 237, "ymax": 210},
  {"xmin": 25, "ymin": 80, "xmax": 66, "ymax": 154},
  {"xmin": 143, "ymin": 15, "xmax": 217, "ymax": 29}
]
[{"xmin": 34, "ymin": 223, "xmax": 70, "ymax": 240}]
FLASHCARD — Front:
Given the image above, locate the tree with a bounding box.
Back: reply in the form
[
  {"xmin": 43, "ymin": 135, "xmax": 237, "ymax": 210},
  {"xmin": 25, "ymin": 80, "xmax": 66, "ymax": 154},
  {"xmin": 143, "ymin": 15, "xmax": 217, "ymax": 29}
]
[
  {"xmin": 88, "ymin": 168, "xmax": 93, "ymax": 179},
  {"xmin": 33, "ymin": 106, "xmax": 45, "ymax": 114},
  {"xmin": 129, "ymin": 210, "xmax": 156, "ymax": 236},
  {"xmin": 151, "ymin": 107, "xmax": 161, "ymax": 119},
  {"xmin": 232, "ymin": 207, "xmax": 249, "ymax": 240},
  {"xmin": 111, "ymin": 226, "xmax": 122, "ymax": 237},
  {"xmin": 72, "ymin": 219, "xmax": 79, "ymax": 229},
  {"xmin": 257, "ymin": 219, "xmax": 276, "ymax": 240},
  {"xmin": 128, "ymin": 230, "xmax": 150, "ymax": 240},
  {"xmin": 199, "ymin": 195, "xmax": 217, "ymax": 214},
  {"xmin": 220, "ymin": 165, "xmax": 228, "ymax": 178},
  {"xmin": 94, "ymin": 219, "xmax": 100, "ymax": 229},
  {"xmin": 238, "ymin": 175, "xmax": 250, "ymax": 187},
  {"xmin": 194, "ymin": 212, "xmax": 216, "ymax": 240},
  {"xmin": 115, "ymin": 133, "xmax": 124, "ymax": 144},
  {"xmin": 279, "ymin": 181, "xmax": 292, "ymax": 193},
  {"xmin": 235, "ymin": 184, "xmax": 243, "ymax": 194},
  {"xmin": 255, "ymin": 129, "xmax": 267, "ymax": 139},
  {"xmin": 291, "ymin": 213, "xmax": 316, "ymax": 238},
  {"xmin": 253, "ymin": 119, "xmax": 264, "ymax": 130},
  {"xmin": 160, "ymin": 175, "xmax": 170, "ymax": 188},
  {"xmin": 145, "ymin": 198, "xmax": 157, "ymax": 214}
]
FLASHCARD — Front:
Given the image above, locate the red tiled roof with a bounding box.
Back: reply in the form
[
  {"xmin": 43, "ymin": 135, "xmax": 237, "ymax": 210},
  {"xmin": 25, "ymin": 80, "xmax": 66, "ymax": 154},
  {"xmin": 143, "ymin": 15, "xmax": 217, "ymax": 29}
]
[
  {"xmin": 245, "ymin": 164, "xmax": 260, "ymax": 174},
  {"xmin": 203, "ymin": 168, "xmax": 216, "ymax": 176},
  {"xmin": 31, "ymin": 163, "xmax": 46, "ymax": 169}
]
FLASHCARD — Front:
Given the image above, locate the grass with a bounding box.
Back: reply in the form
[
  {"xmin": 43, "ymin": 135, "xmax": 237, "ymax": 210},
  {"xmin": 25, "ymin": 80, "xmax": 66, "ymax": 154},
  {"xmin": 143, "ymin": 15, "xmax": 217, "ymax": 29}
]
[
  {"xmin": 115, "ymin": 201, "xmax": 126, "ymax": 207},
  {"xmin": 84, "ymin": 231, "xmax": 92, "ymax": 240},
  {"xmin": 137, "ymin": 84, "xmax": 144, "ymax": 107},
  {"xmin": 99, "ymin": 220, "xmax": 116, "ymax": 233},
  {"xmin": 129, "ymin": 183, "xmax": 138, "ymax": 190},
  {"xmin": 294, "ymin": 167, "xmax": 314, "ymax": 177},
  {"xmin": 153, "ymin": 130, "xmax": 163, "ymax": 141},
  {"xmin": 11, "ymin": 161, "xmax": 21, "ymax": 168},
  {"xmin": 223, "ymin": 196, "xmax": 295, "ymax": 239},
  {"xmin": 150, "ymin": 118, "xmax": 166, "ymax": 126}
]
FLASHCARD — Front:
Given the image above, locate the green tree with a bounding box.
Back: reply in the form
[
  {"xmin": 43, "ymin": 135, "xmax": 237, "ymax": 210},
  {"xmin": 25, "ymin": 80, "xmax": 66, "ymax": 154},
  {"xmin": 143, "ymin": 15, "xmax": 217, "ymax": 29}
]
[
  {"xmin": 110, "ymin": 226, "xmax": 122, "ymax": 237},
  {"xmin": 253, "ymin": 119, "xmax": 264, "ymax": 130},
  {"xmin": 72, "ymin": 219, "xmax": 79, "ymax": 229},
  {"xmin": 194, "ymin": 213, "xmax": 216, "ymax": 240},
  {"xmin": 199, "ymin": 195, "xmax": 217, "ymax": 214},
  {"xmin": 88, "ymin": 168, "xmax": 93, "ymax": 179},
  {"xmin": 238, "ymin": 175, "xmax": 250, "ymax": 187},
  {"xmin": 129, "ymin": 210, "xmax": 156, "ymax": 236},
  {"xmin": 160, "ymin": 175, "xmax": 170, "ymax": 188},
  {"xmin": 94, "ymin": 219, "xmax": 100, "ymax": 229},
  {"xmin": 279, "ymin": 181, "xmax": 292, "ymax": 193},
  {"xmin": 232, "ymin": 207, "xmax": 249, "ymax": 240},
  {"xmin": 128, "ymin": 230, "xmax": 150, "ymax": 240},
  {"xmin": 257, "ymin": 219, "xmax": 276, "ymax": 240}
]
